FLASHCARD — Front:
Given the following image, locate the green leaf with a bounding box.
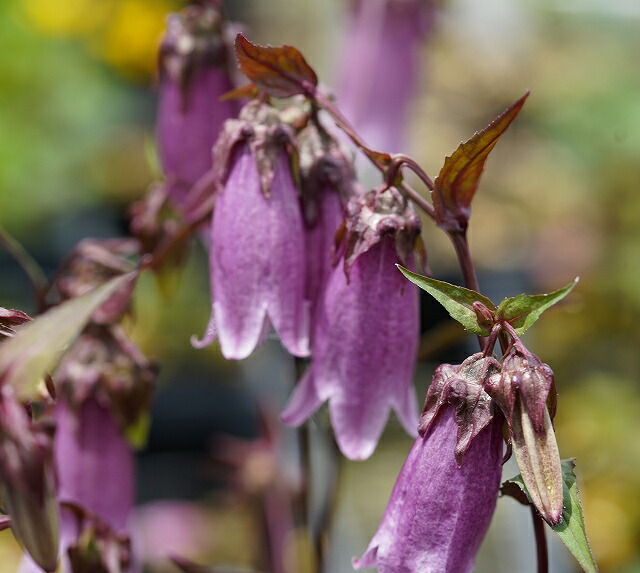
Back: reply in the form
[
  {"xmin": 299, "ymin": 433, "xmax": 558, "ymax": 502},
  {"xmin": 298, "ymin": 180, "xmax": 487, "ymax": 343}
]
[
  {"xmin": 496, "ymin": 277, "xmax": 578, "ymax": 335},
  {"xmin": 432, "ymin": 92, "xmax": 529, "ymax": 232},
  {"xmin": 0, "ymin": 272, "xmax": 137, "ymax": 401},
  {"xmin": 553, "ymin": 460, "xmax": 599, "ymax": 573},
  {"xmin": 235, "ymin": 34, "xmax": 318, "ymax": 98},
  {"xmin": 502, "ymin": 459, "xmax": 599, "ymax": 573},
  {"xmin": 397, "ymin": 265, "xmax": 496, "ymax": 336}
]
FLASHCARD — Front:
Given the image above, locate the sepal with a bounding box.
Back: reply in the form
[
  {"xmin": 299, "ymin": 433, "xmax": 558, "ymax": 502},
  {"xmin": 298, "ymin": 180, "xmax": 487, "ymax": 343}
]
[{"xmin": 419, "ymin": 353, "xmax": 500, "ymax": 463}]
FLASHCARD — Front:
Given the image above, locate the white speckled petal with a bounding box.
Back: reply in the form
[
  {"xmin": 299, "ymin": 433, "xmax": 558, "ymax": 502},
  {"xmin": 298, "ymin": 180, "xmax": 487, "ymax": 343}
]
[
  {"xmin": 283, "ymin": 237, "xmax": 419, "ymax": 460},
  {"xmin": 353, "ymin": 409, "xmax": 503, "ymax": 573},
  {"xmin": 206, "ymin": 145, "xmax": 309, "ymax": 359}
]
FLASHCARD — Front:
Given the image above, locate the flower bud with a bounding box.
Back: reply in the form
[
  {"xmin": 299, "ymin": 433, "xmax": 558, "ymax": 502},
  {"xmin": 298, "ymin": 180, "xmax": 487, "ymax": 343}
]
[
  {"xmin": 282, "ymin": 188, "xmax": 421, "ymax": 459},
  {"xmin": 194, "ymin": 101, "xmax": 310, "ymax": 359},
  {"xmin": 510, "ymin": 399, "xmax": 564, "ymax": 525},
  {"xmin": 485, "ymin": 346, "xmax": 563, "ymax": 524},
  {"xmin": 0, "ymin": 308, "xmax": 31, "ymax": 338},
  {"xmin": 0, "ymin": 388, "xmax": 59, "ymax": 572}
]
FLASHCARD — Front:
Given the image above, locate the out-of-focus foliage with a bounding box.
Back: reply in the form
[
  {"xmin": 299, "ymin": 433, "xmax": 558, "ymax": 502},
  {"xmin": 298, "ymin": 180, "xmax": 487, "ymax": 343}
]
[{"xmin": 0, "ymin": 0, "xmax": 179, "ymax": 236}]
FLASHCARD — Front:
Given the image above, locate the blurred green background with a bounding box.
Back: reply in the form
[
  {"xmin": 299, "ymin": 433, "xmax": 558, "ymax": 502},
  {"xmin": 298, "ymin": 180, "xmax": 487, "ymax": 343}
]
[{"xmin": 1, "ymin": 0, "xmax": 639, "ymax": 571}]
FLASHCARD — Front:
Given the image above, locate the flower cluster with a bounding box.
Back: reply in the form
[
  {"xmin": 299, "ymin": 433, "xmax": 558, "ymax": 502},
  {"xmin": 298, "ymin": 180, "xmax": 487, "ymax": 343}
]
[{"xmin": 0, "ymin": 3, "xmax": 598, "ymax": 573}]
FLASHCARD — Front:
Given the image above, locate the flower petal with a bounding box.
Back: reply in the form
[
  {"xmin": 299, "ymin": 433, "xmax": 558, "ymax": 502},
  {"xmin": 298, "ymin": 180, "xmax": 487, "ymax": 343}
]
[
  {"xmin": 280, "ymin": 367, "xmax": 323, "ymax": 427},
  {"xmin": 210, "ymin": 145, "xmax": 309, "ymax": 359},
  {"xmin": 55, "ymin": 398, "xmax": 134, "ymax": 530},
  {"xmin": 298, "ymin": 237, "xmax": 419, "ymax": 459}
]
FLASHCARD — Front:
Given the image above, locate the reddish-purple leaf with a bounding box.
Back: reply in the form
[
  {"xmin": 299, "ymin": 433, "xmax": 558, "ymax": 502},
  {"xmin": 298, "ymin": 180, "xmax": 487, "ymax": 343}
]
[
  {"xmin": 234, "ymin": 34, "xmax": 318, "ymax": 98},
  {"xmin": 433, "ymin": 91, "xmax": 529, "ymax": 232}
]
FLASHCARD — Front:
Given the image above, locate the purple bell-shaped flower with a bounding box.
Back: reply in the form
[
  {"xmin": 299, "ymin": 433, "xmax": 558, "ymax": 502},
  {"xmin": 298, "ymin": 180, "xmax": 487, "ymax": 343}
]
[
  {"xmin": 297, "ymin": 121, "xmax": 356, "ymax": 324},
  {"xmin": 338, "ymin": 0, "xmax": 435, "ymax": 153},
  {"xmin": 282, "ymin": 188, "xmax": 421, "ymax": 459},
  {"xmin": 354, "ymin": 354, "xmax": 504, "ymax": 572},
  {"xmin": 157, "ymin": 1, "xmax": 239, "ymax": 208},
  {"xmin": 194, "ymin": 101, "xmax": 310, "ymax": 360}
]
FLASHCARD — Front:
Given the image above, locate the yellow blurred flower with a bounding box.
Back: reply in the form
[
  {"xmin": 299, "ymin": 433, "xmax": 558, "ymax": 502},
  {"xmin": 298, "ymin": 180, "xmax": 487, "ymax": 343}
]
[
  {"xmin": 19, "ymin": 0, "xmax": 180, "ymax": 78},
  {"xmin": 20, "ymin": 0, "xmax": 111, "ymax": 36},
  {"xmin": 98, "ymin": 0, "xmax": 178, "ymax": 78}
]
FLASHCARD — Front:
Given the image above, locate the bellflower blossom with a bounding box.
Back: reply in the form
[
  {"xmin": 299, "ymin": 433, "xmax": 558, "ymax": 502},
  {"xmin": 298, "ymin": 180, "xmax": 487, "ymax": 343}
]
[
  {"xmin": 194, "ymin": 101, "xmax": 309, "ymax": 360},
  {"xmin": 355, "ymin": 355, "xmax": 504, "ymax": 573},
  {"xmin": 19, "ymin": 323, "xmax": 153, "ymax": 573},
  {"xmin": 157, "ymin": 1, "xmax": 238, "ymax": 208},
  {"xmin": 338, "ymin": 0, "xmax": 435, "ymax": 152},
  {"xmin": 282, "ymin": 188, "xmax": 421, "ymax": 459},
  {"xmin": 297, "ymin": 122, "xmax": 356, "ymax": 323},
  {"xmin": 18, "ymin": 398, "xmax": 137, "ymax": 573}
]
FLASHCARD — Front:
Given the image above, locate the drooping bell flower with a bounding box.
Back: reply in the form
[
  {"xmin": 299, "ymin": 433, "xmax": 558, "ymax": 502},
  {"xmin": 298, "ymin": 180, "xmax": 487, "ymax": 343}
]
[
  {"xmin": 297, "ymin": 121, "xmax": 356, "ymax": 322},
  {"xmin": 282, "ymin": 188, "xmax": 421, "ymax": 459},
  {"xmin": 54, "ymin": 397, "xmax": 135, "ymax": 532},
  {"xmin": 19, "ymin": 319, "xmax": 154, "ymax": 573},
  {"xmin": 354, "ymin": 354, "xmax": 504, "ymax": 572},
  {"xmin": 19, "ymin": 396, "xmax": 138, "ymax": 573},
  {"xmin": 194, "ymin": 101, "xmax": 310, "ymax": 360},
  {"xmin": 338, "ymin": 0, "xmax": 435, "ymax": 152},
  {"xmin": 485, "ymin": 340, "xmax": 564, "ymax": 525},
  {"xmin": 157, "ymin": 0, "xmax": 239, "ymax": 209}
]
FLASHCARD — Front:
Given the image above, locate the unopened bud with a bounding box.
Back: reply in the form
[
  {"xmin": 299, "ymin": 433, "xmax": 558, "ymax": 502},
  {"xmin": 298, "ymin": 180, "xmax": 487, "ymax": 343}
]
[
  {"xmin": 472, "ymin": 301, "xmax": 494, "ymax": 327},
  {"xmin": 511, "ymin": 399, "xmax": 563, "ymax": 525},
  {"xmin": 0, "ymin": 389, "xmax": 59, "ymax": 571},
  {"xmin": 3, "ymin": 468, "xmax": 59, "ymax": 572}
]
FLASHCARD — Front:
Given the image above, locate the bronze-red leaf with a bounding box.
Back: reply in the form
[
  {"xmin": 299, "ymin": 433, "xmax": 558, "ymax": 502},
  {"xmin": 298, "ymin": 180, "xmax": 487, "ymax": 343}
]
[
  {"xmin": 432, "ymin": 91, "xmax": 529, "ymax": 232},
  {"xmin": 234, "ymin": 34, "xmax": 318, "ymax": 98}
]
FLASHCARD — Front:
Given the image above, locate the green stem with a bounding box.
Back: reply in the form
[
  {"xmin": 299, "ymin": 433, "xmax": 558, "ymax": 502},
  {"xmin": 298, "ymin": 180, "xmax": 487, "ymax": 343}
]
[{"xmin": 0, "ymin": 224, "xmax": 48, "ymax": 311}]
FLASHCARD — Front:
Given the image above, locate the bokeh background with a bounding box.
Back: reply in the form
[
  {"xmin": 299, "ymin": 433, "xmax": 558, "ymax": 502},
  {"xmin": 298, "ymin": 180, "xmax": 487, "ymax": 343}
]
[{"xmin": 1, "ymin": 0, "xmax": 639, "ymax": 571}]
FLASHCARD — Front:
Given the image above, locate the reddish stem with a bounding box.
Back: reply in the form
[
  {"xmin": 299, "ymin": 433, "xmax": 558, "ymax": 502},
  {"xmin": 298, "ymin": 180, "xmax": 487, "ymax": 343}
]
[
  {"xmin": 531, "ymin": 505, "xmax": 549, "ymax": 573},
  {"xmin": 314, "ymin": 92, "xmax": 436, "ymax": 220}
]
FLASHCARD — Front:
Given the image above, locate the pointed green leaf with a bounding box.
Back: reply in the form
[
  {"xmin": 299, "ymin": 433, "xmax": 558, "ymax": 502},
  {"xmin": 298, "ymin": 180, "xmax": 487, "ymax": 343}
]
[
  {"xmin": 553, "ymin": 459, "xmax": 599, "ymax": 573},
  {"xmin": 496, "ymin": 277, "xmax": 578, "ymax": 335},
  {"xmin": 397, "ymin": 265, "xmax": 496, "ymax": 335},
  {"xmin": 432, "ymin": 92, "xmax": 529, "ymax": 232},
  {"xmin": 501, "ymin": 459, "xmax": 599, "ymax": 573},
  {"xmin": 0, "ymin": 272, "xmax": 137, "ymax": 401}
]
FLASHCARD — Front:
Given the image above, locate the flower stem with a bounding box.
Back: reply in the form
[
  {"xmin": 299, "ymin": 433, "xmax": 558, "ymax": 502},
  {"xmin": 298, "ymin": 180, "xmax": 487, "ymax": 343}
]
[
  {"xmin": 531, "ymin": 505, "xmax": 549, "ymax": 573},
  {"xmin": 313, "ymin": 91, "xmax": 436, "ymax": 219},
  {"xmin": 143, "ymin": 194, "xmax": 216, "ymax": 272},
  {"xmin": 449, "ymin": 230, "xmax": 487, "ymax": 350},
  {"xmin": 0, "ymin": 224, "xmax": 48, "ymax": 312}
]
